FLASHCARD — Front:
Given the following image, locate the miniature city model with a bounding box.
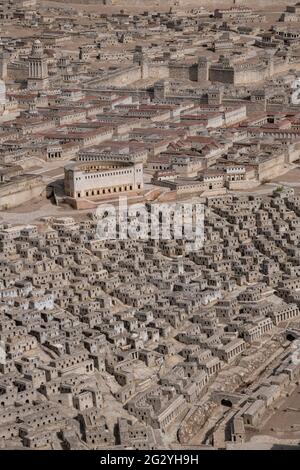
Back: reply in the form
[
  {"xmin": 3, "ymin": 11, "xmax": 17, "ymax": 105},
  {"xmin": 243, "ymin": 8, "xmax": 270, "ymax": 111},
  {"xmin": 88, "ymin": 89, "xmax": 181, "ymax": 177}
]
[{"xmin": 0, "ymin": 0, "xmax": 300, "ymax": 451}]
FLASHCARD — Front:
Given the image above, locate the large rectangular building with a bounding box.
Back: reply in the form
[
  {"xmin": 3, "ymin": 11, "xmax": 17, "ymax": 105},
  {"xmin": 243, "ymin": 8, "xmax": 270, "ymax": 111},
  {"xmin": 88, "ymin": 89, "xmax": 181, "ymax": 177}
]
[{"xmin": 64, "ymin": 159, "xmax": 143, "ymax": 199}]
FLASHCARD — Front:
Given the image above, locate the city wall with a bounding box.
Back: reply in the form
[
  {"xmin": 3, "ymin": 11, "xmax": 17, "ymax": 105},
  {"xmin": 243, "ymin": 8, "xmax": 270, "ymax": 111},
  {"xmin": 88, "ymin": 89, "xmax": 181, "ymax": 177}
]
[{"xmin": 148, "ymin": 64, "xmax": 169, "ymax": 80}]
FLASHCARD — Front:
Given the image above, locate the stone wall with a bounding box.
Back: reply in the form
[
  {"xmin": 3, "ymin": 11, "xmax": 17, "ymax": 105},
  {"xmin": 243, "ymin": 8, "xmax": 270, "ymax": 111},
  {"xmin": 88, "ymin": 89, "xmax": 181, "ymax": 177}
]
[
  {"xmin": 169, "ymin": 64, "xmax": 197, "ymax": 81},
  {"xmin": 227, "ymin": 180, "xmax": 259, "ymax": 190},
  {"xmin": 209, "ymin": 65, "xmax": 234, "ymax": 84},
  {"xmin": 224, "ymin": 98, "xmax": 267, "ymax": 117},
  {"xmin": 234, "ymin": 66, "xmax": 267, "ymax": 86},
  {"xmin": 87, "ymin": 66, "xmax": 142, "ymax": 88}
]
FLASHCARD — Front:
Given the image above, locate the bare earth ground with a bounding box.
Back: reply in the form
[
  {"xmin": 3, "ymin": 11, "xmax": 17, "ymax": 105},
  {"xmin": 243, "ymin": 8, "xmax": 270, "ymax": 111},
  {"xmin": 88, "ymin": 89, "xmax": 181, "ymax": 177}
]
[
  {"xmin": 257, "ymin": 384, "xmax": 300, "ymax": 440},
  {"xmin": 227, "ymin": 384, "xmax": 300, "ymax": 449}
]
